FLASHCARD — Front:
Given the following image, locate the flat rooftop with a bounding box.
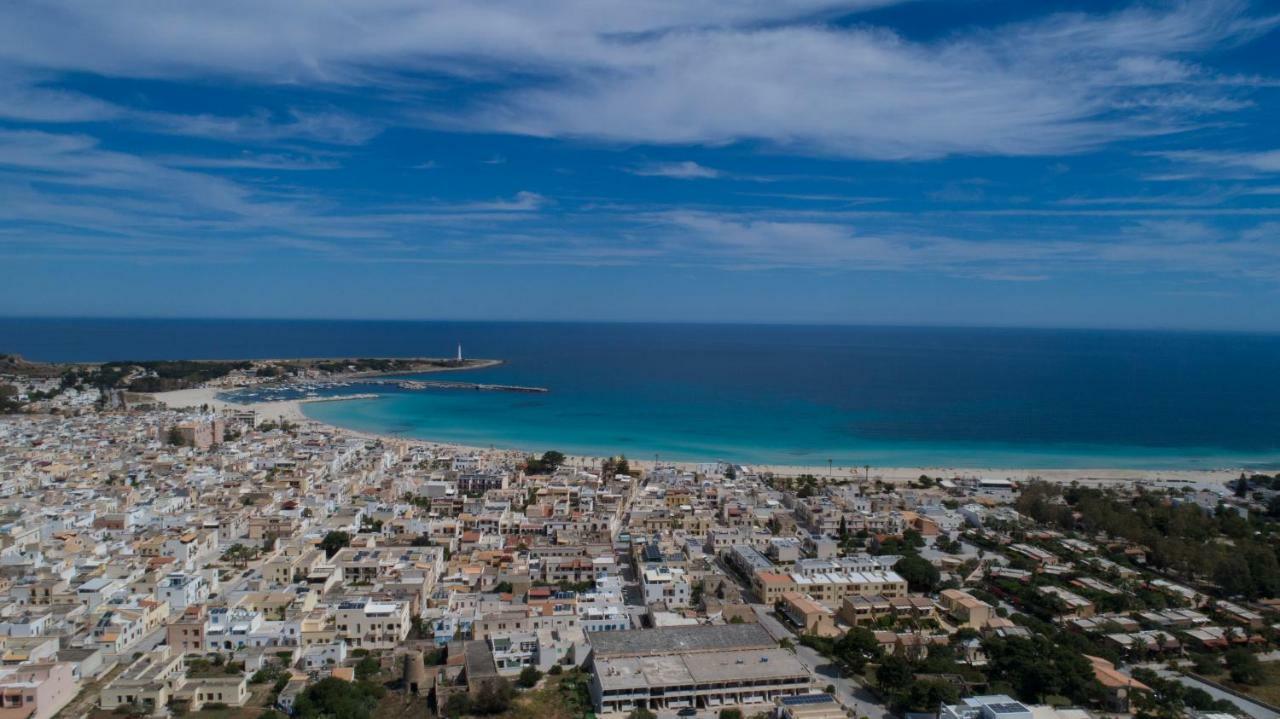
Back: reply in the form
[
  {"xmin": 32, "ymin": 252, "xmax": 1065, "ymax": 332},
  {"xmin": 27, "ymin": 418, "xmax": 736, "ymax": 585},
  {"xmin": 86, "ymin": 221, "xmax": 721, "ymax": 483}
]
[
  {"xmin": 595, "ymin": 647, "xmax": 808, "ymax": 691},
  {"xmin": 587, "ymin": 623, "xmax": 775, "ymax": 658}
]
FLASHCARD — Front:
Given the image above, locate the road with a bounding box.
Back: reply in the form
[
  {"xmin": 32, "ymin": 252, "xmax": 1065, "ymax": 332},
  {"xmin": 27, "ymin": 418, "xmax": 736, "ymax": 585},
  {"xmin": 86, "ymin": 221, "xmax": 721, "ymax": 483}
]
[
  {"xmin": 1140, "ymin": 665, "xmax": 1277, "ymax": 719},
  {"xmin": 752, "ymin": 605, "xmax": 892, "ymax": 719},
  {"xmin": 710, "ymin": 554, "xmax": 891, "ymax": 719}
]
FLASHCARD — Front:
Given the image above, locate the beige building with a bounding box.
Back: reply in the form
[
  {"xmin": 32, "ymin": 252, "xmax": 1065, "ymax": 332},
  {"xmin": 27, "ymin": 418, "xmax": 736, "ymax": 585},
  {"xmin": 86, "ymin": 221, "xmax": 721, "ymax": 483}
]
[
  {"xmin": 334, "ymin": 598, "xmax": 410, "ymax": 650},
  {"xmin": 780, "ymin": 592, "xmax": 839, "ymax": 637},
  {"xmin": 100, "ymin": 648, "xmax": 186, "ymax": 716},
  {"xmin": 0, "ymin": 662, "xmax": 77, "ymax": 719},
  {"xmin": 939, "ymin": 589, "xmax": 993, "ymax": 630},
  {"xmin": 754, "ymin": 570, "xmax": 907, "ymax": 608},
  {"xmin": 166, "ymin": 605, "xmax": 207, "ymax": 655}
]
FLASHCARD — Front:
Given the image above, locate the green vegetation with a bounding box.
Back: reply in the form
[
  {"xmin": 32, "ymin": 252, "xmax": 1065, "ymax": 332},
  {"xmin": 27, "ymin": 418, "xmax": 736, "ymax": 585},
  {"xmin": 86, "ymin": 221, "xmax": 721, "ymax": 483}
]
[
  {"xmin": 602, "ymin": 455, "xmax": 631, "ymax": 477},
  {"xmin": 983, "ymin": 635, "xmax": 1099, "ymax": 705},
  {"xmin": 0, "ymin": 384, "xmax": 21, "ymax": 414},
  {"xmin": 800, "ymin": 626, "xmax": 882, "ymax": 674},
  {"xmin": 355, "ymin": 655, "xmax": 381, "ymax": 681},
  {"xmin": 293, "ymin": 677, "xmax": 386, "ymax": 719},
  {"xmin": 444, "ymin": 679, "xmax": 514, "ymax": 716},
  {"xmin": 1018, "ymin": 482, "xmax": 1280, "ymax": 598},
  {"xmin": 221, "ymin": 543, "xmax": 258, "ymax": 567},
  {"xmin": 1131, "ymin": 668, "xmax": 1239, "ymax": 716},
  {"xmin": 1224, "ymin": 648, "xmax": 1263, "ymax": 685},
  {"xmin": 892, "ymin": 554, "xmax": 941, "ymax": 593},
  {"xmin": 320, "ymin": 531, "xmax": 351, "ymax": 558},
  {"xmin": 517, "ymin": 666, "xmax": 543, "ymax": 688},
  {"xmin": 524, "ymin": 450, "xmax": 566, "ymax": 475}
]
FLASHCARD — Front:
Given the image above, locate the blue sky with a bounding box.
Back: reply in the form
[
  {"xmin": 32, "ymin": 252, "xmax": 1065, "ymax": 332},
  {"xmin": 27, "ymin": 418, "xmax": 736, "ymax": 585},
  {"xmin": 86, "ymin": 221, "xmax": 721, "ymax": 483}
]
[{"xmin": 1, "ymin": 0, "xmax": 1279, "ymax": 329}]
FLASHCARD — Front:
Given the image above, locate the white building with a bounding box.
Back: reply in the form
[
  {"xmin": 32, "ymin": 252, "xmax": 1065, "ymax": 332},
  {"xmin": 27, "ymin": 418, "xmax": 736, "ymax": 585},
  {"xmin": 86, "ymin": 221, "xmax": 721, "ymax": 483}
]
[
  {"xmin": 334, "ymin": 598, "xmax": 410, "ymax": 650},
  {"xmin": 641, "ymin": 567, "xmax": 692, "ymax": 608}
]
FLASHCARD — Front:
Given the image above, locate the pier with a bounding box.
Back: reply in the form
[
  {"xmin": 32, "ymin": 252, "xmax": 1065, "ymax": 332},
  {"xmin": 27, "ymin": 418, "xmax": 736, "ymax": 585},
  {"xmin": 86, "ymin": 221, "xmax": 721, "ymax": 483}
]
[{"xmin": 365, "ymin": 379, "xmax": 548, "ymax": 393}]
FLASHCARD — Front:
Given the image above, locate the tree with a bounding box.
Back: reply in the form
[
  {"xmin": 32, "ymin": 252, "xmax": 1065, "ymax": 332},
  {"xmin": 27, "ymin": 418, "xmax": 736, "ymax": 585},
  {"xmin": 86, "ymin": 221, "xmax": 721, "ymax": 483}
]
[
  {"xmin": 443, "ymin": 692, "xmax": 472, "ymax": 717},
  {"xmin": 518, "ymin": 665, "xmax": 542, "ymax": 688},
  {"xmin": 720, "ymin": 709, "xmax": 744, "ymax": 719},
  {"xmin": 1234, "ymin": 474, "xmax": 1250, "ymax": 498},
  {"xmin": 627, "ymin": 708, "xmax": 656, "ymax": 719},
  {"xmin": 983, "ymin": 635, "xmax": 1099, "ymax": 704},
  {"xmin": 354, "ymin": 655, "xmax": 380, "ymax": 681},
  {"xmin": 894, "ymin": 554, "xmax": 941, "ymax": 593},
  {"xmin": 167, "ymin": 426, "xmax": 185, "ymax": 446},
  {"xmin": 876, "ymin": 654, "xmax": 914, "ymax": 691},
  {"xmin": 1190, "ymin": 653, "xmax": 1221, "ymax": 676},
  {"xmin": 320, "ymin": 531, "xmax": 351, "ymax": 558},
  {"xmin": 526, "ymin": 450, "xmax": 566, "ymax": 474},
  {"xmin": 833, "ymin": 627, "xmax": 882, "ymax": 673},
  {"xmin": 1224, "ymin": 649, "xmax": 1262, "ymax": 685},
  {"xmin": 894, "ymin": 679, "xmax": 960, "ymax": 714},
  {"xmin": 493, "ymin": 581, "xmax": 514, "ymax": 594},
  {"xmin": 472, "ymin": 678, "xmax": 514, "ymax": 714},
  {"xmin": 292, "ymin": 677, "xmax": 384, "ymax": 719}
]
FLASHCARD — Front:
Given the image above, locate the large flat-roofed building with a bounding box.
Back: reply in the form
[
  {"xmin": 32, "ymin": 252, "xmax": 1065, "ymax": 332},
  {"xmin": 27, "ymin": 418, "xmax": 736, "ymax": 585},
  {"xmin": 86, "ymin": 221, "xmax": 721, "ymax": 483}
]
[{"xmin": 587, "ymin": 624, "xmax": 813, "ymax": 714}]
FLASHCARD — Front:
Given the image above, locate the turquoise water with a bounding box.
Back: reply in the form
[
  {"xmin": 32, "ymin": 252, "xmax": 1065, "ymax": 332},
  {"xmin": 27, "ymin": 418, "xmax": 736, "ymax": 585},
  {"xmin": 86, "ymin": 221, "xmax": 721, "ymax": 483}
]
[
  {"xmin": 6, "ymin": 318, "xmax": 1280, "ymax": 469},
  {"xmin": 302, "ymin": 388, "xmax": 1280, "ymax": 469}
]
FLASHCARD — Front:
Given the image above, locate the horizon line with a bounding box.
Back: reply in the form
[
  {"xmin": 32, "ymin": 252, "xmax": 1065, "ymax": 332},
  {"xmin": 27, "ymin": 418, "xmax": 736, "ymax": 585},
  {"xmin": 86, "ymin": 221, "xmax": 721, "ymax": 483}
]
[{"xmin": 2, "ymin": 314, "xmax": 1279, "ymax": 337}]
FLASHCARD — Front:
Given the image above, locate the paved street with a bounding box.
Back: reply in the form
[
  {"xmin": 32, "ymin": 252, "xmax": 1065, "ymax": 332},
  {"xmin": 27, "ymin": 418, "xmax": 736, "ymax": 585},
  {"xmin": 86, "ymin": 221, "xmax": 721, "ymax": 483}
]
[
  {"xmin": 1135, "ymin": 664, "xmax": 1277, "ymax": 719},
  {"xmin": 752, "ymin": 605, "xmax": 891, "ymax": 719}
]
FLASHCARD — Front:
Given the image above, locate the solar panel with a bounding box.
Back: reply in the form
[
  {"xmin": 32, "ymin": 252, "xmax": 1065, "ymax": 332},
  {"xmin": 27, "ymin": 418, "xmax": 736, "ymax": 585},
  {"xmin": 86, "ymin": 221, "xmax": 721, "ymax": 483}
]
[{"xmin": 781, "ymin": 694, "xmax": 836, "ymax": 706}]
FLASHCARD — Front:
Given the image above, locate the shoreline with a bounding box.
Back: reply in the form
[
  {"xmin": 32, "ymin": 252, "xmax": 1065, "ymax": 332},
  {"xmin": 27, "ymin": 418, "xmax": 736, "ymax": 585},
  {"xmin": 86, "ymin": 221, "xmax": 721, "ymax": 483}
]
[{"xmin": 150, "ymin": 385, "xmax": 1243, "ymax": 488}]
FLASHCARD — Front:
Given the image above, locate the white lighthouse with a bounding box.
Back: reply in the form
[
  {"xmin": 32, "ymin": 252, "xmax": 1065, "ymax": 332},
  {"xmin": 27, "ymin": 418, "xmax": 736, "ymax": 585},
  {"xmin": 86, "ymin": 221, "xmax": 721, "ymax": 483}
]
[{"xmin": 456, "ymin": 344, "xmax": 463, "ymax": 362}]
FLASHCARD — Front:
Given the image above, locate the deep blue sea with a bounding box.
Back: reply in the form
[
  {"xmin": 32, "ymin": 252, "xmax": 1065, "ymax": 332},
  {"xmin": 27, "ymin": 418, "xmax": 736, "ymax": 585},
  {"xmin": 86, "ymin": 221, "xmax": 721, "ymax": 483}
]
[{"xmin": 4, "ymin": 317, "xmax": 1280, "ymax": 469}]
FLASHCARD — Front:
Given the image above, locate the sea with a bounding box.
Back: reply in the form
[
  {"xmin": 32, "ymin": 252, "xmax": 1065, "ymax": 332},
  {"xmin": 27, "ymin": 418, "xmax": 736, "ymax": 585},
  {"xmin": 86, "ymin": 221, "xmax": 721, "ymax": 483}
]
[{"xmin": 4, "ymin": 317, "xmax": 1280, "ymax": 470}]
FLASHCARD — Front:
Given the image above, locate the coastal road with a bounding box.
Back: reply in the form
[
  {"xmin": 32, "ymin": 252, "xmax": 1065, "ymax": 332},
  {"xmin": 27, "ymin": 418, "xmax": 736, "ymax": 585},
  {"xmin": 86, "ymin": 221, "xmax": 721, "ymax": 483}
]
[{"xmin": 751, "ymin": 605, "xmax": 891, "ymax": 719}]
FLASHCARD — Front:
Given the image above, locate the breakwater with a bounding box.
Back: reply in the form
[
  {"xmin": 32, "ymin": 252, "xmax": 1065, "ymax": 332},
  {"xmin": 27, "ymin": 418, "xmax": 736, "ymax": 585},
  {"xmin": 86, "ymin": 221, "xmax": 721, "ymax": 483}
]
[{"xmin": 366, "ymin": 379, "xmax": 548, "ymax": 393}]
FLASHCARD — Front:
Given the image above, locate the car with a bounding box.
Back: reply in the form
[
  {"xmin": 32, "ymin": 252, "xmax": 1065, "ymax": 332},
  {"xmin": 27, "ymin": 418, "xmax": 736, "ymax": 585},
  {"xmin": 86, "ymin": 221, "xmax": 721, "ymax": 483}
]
[{"xmin": 677, "ymin": 708, "xmax": 698, "ymax": 717}]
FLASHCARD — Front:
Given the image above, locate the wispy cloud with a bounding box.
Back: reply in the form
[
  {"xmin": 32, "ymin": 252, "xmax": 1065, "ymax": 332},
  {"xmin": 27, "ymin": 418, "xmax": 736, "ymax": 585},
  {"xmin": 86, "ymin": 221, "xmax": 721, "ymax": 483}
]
[
  {"xmin": 0, "ymin": 1, "xmax": 1274, "ymax": 159},
  {"xmin": 142, "ymin": 109, "xmax": 381, "ymax": 146},
  {"xmin": 1147, "ymin": 148, "xmax": 1280, "ymax": 178},
  {"xmin": 453, "ymin": 191, "xmax": 549, "ymax": 212},
  {"xmin": 626, "ymin": 161, "xmax": 722, "ymax": 179},
  {"xmin": 158, "ymin": 152, "xmax": 341, "ymax": 171}
]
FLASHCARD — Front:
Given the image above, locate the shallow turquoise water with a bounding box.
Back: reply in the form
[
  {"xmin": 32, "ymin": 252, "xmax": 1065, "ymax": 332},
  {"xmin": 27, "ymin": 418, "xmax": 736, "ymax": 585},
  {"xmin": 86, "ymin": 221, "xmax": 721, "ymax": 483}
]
[
  {"xmin": 8, "ymin": 318, "xmax": 1280, "ymax": 469},
  {"xmin": 302, "ymin": 391, "xmax": 1280, "ymax": 469}
]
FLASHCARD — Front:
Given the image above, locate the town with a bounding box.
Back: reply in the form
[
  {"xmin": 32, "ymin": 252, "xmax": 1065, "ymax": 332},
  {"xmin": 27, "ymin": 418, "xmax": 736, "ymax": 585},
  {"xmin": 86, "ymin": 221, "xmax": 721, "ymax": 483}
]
[{"xmin": 0, "ymin": 368, "xmax": 1278, "ymax": 719}]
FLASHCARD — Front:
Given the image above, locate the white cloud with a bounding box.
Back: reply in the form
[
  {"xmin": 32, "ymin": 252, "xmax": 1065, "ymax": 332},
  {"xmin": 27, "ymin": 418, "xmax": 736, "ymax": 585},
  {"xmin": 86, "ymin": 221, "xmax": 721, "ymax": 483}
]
[
  {"xmin": 459, "ymin": 1, "xmax": 1279, "ymax": 158},
  {"xmin": 142, "ymin": 109, "xmax": 381, "ymax": 146},
  {"xmin": 0, "ymin": 1, "xmax": 1272, "ymax": 158},
  {"xmin": 158, "ymin": 152, "xmax": 341, "ymax": 171},
  {"xmin": 4, "ymin": 127, "xmax": 1280, "ymax": 280},
  {"xmin": 627, "ymin": 161, "xmax": 722, "ymax": 179},
  {"xmin": 454, "ymin": 191, "xmax": 548, "ymax": 212},
  {"xmin": 1149, "ymin": 148, "xmax": 1280, "ymax": 177}
]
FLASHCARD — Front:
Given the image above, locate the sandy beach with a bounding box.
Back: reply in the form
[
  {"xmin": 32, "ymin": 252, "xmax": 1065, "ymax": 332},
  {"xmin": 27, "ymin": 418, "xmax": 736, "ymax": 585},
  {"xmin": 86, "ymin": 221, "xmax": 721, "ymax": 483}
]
[
  {"xmin": 150, "ymin": 385, "xmax": 311, "ymax": 422},
  {"xmin": 148, "ymin": 386, "xmax": 1240, "ymax": 490}
]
